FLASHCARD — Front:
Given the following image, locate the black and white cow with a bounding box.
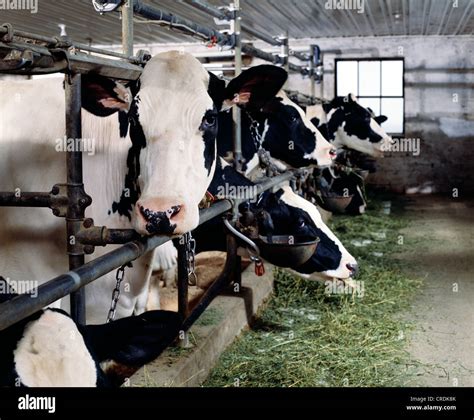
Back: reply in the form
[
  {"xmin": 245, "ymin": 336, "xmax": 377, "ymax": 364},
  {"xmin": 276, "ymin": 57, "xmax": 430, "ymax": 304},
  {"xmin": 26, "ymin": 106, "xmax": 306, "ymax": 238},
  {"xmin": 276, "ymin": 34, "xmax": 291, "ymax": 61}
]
[
  {"xmin": 190, "ymin": 158, "xmax": 358, "ymax": 280},
  {"xmin": 0, "ymin": 52, "xmax": 290, "ymax": 323},
  {"xmin": 216, "ymin": 66, "xmax": 336, "ymax": 176},
  {"xmin": 0, "ymin": 278, "xmax": 180, "ymax": 387},
  {"xmin": 306, "ymin": 94, "xmax": 391, "ymax": 158}
]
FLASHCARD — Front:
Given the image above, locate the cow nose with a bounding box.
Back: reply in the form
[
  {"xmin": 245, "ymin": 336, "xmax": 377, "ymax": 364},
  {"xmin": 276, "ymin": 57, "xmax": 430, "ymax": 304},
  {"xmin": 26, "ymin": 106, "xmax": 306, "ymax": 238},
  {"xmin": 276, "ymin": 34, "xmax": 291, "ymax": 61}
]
[
  {"xmin": 139, "ymin": 205, "xmax": 181, "ymax": 235},
  {"xmin": 346, "ymin": 263, "xmax": 359, "ymax": 278}
]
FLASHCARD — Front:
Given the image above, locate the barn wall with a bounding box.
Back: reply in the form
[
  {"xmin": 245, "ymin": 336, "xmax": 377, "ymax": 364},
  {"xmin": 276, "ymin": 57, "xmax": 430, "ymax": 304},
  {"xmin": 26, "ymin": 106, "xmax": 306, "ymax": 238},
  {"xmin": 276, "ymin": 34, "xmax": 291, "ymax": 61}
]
[
  {"xmin": 100, "ymin": 35, "xmax": 474, "ymax": 195},
  {"xmin": 283, "ymin": 35, "xmax": 474, "ymax": 196}
]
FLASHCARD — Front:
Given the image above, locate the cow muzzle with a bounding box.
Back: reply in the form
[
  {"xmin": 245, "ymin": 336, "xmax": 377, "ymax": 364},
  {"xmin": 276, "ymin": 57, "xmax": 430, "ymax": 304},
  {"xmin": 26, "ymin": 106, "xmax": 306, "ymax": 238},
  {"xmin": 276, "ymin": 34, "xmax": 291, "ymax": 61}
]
[{"xmin": 134, "ymin": 198, "xmax": 186, "ymax": 235}]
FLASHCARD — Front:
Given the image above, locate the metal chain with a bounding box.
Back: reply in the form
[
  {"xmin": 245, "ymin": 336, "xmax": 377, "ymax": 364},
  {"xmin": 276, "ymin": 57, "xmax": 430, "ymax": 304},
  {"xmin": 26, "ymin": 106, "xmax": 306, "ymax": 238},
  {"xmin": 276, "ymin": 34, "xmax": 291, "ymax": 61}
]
[
  {"xmin": 245, "ymin": 111, "xmax": 264, "ymax": 151},
  {"xmin": 245, "ymin": 111, "xmax": 285, "ymax": 175},
  {"xmin": 106, "ymin": 263, "xmax": 128, "ymax": 323},
  {"xmin": 184, "ymin": 232, "xmax": 198, "ymax": 286}
]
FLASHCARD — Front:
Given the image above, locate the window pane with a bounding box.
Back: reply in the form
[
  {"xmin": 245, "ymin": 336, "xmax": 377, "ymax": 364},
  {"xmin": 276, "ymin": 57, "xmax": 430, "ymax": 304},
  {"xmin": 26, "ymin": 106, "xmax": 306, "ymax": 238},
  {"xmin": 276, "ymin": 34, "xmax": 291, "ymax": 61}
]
[
  {"xmin": 358, "ymin": 97, "xmax": 381, "ymax": 117},
  {"xmin": 381, "ymin": 60, "xmax": 403, "ymax": 96},
  {"xmin": 336, "ymin": 61, "xmax": 358, "ymax": 96},
  {"xmin": 359, "ymin": 61, "xmax": 381, "ymax": 96},
  {"xmin": 381, "ymin": 98, "xmax": 404, "ymax": 133}
]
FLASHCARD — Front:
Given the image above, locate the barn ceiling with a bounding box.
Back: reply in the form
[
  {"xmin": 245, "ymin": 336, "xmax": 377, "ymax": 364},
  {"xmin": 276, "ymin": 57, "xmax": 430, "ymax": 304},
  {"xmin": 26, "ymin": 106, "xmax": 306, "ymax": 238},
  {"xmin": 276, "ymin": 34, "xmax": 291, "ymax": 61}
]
[{"xmin": 0, "ymin": 0, "xmax": 472, "ymax": 46}]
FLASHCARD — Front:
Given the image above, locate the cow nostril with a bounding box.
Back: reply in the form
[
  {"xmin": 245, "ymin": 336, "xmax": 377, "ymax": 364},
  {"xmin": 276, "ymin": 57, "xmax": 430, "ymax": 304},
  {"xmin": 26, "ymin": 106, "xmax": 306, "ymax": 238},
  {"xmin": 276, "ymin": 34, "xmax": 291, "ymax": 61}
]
[
  {"xmin": 166, "ymin": 205, "xmax": 181, "ymax": 219},
  {"xmin": 346, "ymin": 263, "xmax": 359, "ymax": 278}
]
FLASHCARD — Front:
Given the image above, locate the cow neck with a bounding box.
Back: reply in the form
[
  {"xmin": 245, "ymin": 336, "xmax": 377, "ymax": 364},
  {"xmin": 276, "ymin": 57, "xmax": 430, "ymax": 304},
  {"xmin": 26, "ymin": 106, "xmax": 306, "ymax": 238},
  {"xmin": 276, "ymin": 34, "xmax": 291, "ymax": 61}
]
[{"xmin": 319, "ymin": 102, "xmax": 344, "ymax": 142}]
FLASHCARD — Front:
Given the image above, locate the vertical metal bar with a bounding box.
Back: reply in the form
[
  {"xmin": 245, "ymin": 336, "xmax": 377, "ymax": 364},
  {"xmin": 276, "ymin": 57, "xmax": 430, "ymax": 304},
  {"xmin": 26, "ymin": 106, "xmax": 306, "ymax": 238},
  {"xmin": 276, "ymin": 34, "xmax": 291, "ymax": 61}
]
[
  {"xmin": 232, "ymin": 0, "xmax": 243, "ymax": 172},
  {"xmin": 309, "ymin": 46, "xmax": 316, "ymax": 100},
  {"xmin": 65, "ymin": 73, "xmax": 86, "ymax": 324},
  {"xmin": 280, "ymin": 33, "xmax": 289, "ymax": 74},
  {"xmin": 176, "ymin": 238, "xmax": 189, "ymax": 319},
  {"xmin": 176, "ymin": 237, "xmax": 190, "ymax": 347},
  {"xmin": 122, "ymin": 0, "xmax": 134, "ymax": 56}
]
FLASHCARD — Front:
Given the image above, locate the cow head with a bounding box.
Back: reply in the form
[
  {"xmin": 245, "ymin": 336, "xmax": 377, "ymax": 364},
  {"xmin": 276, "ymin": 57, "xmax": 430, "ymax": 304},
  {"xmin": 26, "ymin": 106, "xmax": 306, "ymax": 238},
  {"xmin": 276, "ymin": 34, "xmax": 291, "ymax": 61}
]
[
  {"xmin": 82, "ymin": 52, "xmax": 286, "ymax": 236},
  {"xmin": 310, "ymin": 94, "xmax": 392, "ymax": 158},
  {"xmin": 225, "ymin": 66, "xmax": 336, "ymax": 169},
  {"xmin": 243, "ymin": 186, "xmax": 358, "ymax": 280}
]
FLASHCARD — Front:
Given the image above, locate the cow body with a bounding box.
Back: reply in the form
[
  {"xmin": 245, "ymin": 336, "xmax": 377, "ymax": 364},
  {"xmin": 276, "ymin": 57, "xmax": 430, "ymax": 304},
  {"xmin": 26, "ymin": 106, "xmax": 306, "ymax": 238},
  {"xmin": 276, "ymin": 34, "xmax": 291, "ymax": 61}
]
[
  {"xmin": 0, "ymin": 277, "xmax": 180, "ymax": 387},
  {"xmin": 0, "ymin": 77, "xmax": 144, "ymax": 323}
]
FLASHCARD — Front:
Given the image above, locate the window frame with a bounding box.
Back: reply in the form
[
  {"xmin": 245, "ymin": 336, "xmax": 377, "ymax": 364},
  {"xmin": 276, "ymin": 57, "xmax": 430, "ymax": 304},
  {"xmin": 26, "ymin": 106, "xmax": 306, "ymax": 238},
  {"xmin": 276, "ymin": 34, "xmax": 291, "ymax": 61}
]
[{"xmin": 335, "ymin": 57, "xmax": 405, "ymax": 136}]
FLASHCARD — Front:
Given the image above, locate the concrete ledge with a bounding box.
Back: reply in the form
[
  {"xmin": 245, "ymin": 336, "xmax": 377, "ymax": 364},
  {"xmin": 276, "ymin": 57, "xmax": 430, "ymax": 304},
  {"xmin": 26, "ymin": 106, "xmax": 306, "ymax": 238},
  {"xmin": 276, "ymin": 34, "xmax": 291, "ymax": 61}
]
[{"xmin": 130, "ymin": 263, "xmax": 274, "ymax": 387}]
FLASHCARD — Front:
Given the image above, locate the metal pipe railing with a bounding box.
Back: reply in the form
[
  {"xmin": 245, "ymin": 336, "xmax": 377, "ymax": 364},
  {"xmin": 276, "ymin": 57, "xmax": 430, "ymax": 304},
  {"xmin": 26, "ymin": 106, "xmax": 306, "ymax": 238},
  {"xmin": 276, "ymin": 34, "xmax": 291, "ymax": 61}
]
[
  {"xmin": 0, "ymin": 40, "xmax": 143, "ymax": 80},
  {"xmin": 0, "ymin": 168, "xmax": 294, "ymax": 332},
  {"xmin": 65, "ymin": 73, "xmax": 87, "ymax": 324},
  {"xmin": 132, "ymin": 0, "xmax": 231, "ymax": 46},
  {"xmin": 122, "ymin": 0, "xmax": 134, "ymax": 57},
  {"xmin": 183, "ymin": 0, "xmax": 310, "ymax": 62},
  {"xmin": 0, "ymin": 24, "xmax": 145, "ymax": 64}
]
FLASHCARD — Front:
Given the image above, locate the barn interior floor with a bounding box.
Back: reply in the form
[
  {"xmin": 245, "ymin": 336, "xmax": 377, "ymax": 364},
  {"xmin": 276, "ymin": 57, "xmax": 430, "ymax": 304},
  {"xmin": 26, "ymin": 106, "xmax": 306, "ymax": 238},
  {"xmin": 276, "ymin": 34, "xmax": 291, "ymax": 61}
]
[{"xmin": 399, "ymin": 195, "xmax": 474, "ymax": 386}]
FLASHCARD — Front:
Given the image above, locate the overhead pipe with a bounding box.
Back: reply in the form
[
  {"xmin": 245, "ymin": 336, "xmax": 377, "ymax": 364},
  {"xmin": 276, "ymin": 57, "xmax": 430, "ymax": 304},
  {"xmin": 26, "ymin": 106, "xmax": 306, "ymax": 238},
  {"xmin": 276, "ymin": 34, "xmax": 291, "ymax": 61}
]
[{"xmin": 183, "ymin": 0, "xmax": 309, "ymax": 62}]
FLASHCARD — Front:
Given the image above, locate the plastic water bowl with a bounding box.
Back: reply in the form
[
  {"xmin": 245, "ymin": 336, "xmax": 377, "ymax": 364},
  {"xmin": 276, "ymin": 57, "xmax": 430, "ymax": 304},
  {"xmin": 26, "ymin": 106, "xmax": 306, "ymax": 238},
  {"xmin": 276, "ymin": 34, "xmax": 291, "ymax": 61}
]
[
  {"xmin": 320, "ymin": 195, "xmax": 354, "ymax": 213},
  {"xmin": 256, "ymin": 235, "xmax": 319, "ymax": 268}
]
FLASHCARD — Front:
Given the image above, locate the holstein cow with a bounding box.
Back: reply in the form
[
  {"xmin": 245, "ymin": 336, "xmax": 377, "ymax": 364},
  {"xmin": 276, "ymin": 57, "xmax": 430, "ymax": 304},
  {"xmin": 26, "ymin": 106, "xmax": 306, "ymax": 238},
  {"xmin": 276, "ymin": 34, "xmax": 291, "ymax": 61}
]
[
  {"xmin": 188, "ymin": 158, "xmax": 358, "ymax": 280},
  {"xmin": 306, "ymin": 94, "xmax": 391, "ymax": 158},
  {"xmin": 0, "ymin": 277, "xmax": 180, "ymax": 387},
  {"xmin": 217, "ymin": 68, "xmax": 336, "ymax": 176},
  {"xmin": 0, "ymin": 52, "xmax": 290, "ymax": 323},
  {"xmin": 149, "ymin": 65, "xmax": 338, "ymax": 291}
]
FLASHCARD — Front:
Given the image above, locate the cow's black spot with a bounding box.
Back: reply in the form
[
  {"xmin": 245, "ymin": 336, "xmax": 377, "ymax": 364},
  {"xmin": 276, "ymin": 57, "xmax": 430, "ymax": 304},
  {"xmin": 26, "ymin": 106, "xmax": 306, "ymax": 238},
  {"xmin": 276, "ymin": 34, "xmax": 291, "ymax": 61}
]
[
  {"xmin": 207, "ymin": 72, "xmax": 226, "ymax": 112},
  {"xmin": 118, "ymin": 111, "xmax": 129, "ymax": 138},
  {"xmin": 112, "ymin": 95, "xmax": 146, "ymax": 220},
  {"xmin": 200, "ymin": 109, "xmax": 218, "ymax": 176}
]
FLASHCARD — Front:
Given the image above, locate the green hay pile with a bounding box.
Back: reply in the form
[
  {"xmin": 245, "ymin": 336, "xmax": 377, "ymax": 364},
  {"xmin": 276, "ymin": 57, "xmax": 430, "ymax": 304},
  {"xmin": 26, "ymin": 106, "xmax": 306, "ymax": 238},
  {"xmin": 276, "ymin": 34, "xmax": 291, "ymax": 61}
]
[{"xmin": 204, "ymin": 196, "xmax": 422, "ymax": 387}]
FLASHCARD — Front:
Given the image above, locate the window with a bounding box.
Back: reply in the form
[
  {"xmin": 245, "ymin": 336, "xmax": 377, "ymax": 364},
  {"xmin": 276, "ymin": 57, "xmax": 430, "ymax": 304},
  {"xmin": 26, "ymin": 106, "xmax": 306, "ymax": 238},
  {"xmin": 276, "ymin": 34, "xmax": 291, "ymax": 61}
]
[{"xmin": 335, "ymin": 59, "xmax": 405, "ymax": 135}]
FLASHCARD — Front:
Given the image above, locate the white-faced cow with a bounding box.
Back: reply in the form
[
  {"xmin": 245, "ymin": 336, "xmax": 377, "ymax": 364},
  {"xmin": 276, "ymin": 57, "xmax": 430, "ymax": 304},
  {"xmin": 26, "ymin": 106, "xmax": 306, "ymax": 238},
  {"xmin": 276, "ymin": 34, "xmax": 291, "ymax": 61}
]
[
  {"xmin": 0, "ymin": 278, "xmax": 180, "ymax": 387},
  {"xmin": 306, "ymin": 94, "xmax": 392, "ymax": 158},
  {"xmin": 0, "ymin": 51, "xmax": 290, "ymax": 324},
  {"xmin": 186, "ymin": 158, "xmax": 358, "ymax": 280}
]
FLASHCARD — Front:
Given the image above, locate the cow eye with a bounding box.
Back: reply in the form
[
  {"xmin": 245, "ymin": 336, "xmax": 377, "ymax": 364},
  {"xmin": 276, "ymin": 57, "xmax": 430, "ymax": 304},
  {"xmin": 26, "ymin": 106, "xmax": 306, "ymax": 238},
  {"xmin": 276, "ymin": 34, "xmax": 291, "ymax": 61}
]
[
  {"xmin": 291, "ymin": 115, "xmax": 299, "ymax": 123},
  {"xmin": 202, "ymin": 114, "xmax": 217, "ymax": 129},
  {"xmin": 298, "ymin": 219, "xmax": 305, "ymax": 228}
]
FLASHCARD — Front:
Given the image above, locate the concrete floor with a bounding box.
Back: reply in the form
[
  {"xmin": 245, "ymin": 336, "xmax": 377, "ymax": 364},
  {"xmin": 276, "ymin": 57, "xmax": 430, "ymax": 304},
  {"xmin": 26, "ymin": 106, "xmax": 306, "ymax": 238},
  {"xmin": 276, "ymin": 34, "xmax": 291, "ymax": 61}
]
[{"xmin": 400, "ymin": 195, "xmax": 474, "ymax": 387}]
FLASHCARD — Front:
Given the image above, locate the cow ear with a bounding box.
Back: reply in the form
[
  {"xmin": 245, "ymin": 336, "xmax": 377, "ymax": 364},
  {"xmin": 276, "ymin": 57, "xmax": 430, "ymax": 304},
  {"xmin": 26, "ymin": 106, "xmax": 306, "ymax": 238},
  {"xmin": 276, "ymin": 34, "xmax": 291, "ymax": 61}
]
[
  {"xmin": 207, "ymin": 72, "xmax": 227, "ymax": 111},
  {"xmin": 81, "ymin": 74, "xmax": 132, "ymax": 117},
  {"xmin": 374, "ymin": 115, "xmax": 388, "ymax": 125},
  {"xmin": 224, "ymin": 65, "xmax": 288, "ymax": 110},
  {"xmin": 344, "ymin": 93, "xmax": 358, "ymax": 105},
  {"xmin": 80, "ymin": 310, "xmax": 182, "ymax": 384}
]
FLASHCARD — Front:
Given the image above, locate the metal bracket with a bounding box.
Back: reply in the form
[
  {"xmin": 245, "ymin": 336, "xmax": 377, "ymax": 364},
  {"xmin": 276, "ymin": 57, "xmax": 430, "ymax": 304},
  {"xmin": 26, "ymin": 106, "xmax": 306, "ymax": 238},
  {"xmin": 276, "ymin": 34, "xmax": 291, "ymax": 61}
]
[{"xmin": 50, "ymin": 183, "xmax": 91, "ymax": 218}]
